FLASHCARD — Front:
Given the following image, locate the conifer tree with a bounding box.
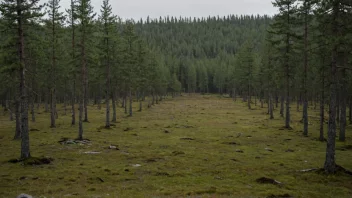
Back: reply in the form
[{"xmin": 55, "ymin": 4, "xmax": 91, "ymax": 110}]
[
  {"xmin": 99, "ymin": 0, "xmax": 116, "ymax": 128},
  {"xmin": 47, "ymin": 0, "xmax": 65, "ymax": 128},
  {"xmin": 0, "ymin": 0, "xmax": 43, "ymax": 159},
  {"xmin": 75, "ymin": 0, "xmax": 96, "ymax": 139}
]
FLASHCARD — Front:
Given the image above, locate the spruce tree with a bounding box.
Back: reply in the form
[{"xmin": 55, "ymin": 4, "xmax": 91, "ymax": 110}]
[
  {"xmin": 75, "ymin": 0, "xmax": 96, "ymax": 139},
  {"xmin": 0, "ymin": 0, "xmax": 43, "ymax": 159}
]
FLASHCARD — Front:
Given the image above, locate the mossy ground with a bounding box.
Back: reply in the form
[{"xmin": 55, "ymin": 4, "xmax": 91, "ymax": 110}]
[{"xmin": 0, "ymin": 94, "xmax": 352, "ymax": 197}]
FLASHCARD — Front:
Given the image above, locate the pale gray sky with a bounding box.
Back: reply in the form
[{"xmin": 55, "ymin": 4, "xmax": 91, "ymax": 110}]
[{"xmin": 44, "ymin": 0, "xmax": 277, "ymax": 20}]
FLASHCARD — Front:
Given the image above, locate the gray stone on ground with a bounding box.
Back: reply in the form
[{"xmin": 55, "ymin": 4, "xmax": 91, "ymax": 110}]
[{"xmin": 17, "ymin": 194, "xmax": 33, "ymax": 198}]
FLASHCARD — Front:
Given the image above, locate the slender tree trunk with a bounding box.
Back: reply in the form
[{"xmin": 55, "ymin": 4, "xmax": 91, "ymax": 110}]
[
  {"xmin": 31, "ymin": 95, "xmax": 35, "ymax": 122},
  {"xmin": 111, "ymin": 91, "xmax": 117, "ymax": 122},
  {"xmin": 324, "ymin": 3, "xmax": 338, "ymax": 173},
  {"xmin": 297, "ymin": 98, "xmax": 300, "ymax": 112},
  {"xmin": 17, "ymin": 3, "xmax": 30, "ymax": 159},
  {"xmin": 129, "ymin": 90, "xmax": 133, "ymax": 117},
  {"xmin": 270, "ymin": 93, "xmax": 274, "ymax": 120},
  {"xmin": 70, "ymin": 0, "xmax": 76, "ymax": 126},
  {"xmin": 320, "ymin": 63, "xmax": 325, "ymax": 142},
  {"xmin": 124, "ymin": 94, "xmax": 127, "ymax": 114},
  {"xmin": 71, "ymin": 79, "xmax": 76, "ymax": 125},
  {"xmin": 285, "ymin": 28, "xmax": 291, "ymax": 129},
  {"xmin": 50, "ymin": 88, "xmax": 56, "ymax": 128},
  {"xmin": 14, "ymin": 101, "xmax": 21, "ymax": 140},
  {"xmin": 83, "ymin": 61, "xmax": 88, "ymax": 122},
  {"xmin": 336, "ymin": 92, "xmax": 340, "ymax": 123},
  {"xmin": 105, "ymin": 33, "xmax": 111, "ymax": 127},
  {"xmin": 64, "ymin": 81, "xmax": 67, "ymax": 116},
  {"xmin": 349, "ymin": 97, "xmax": 352, "ymax": 124},
  {"xmin": 45, "ymin": 91, "xmax": 49, "ymax": 112},
  {"xmin": 280, "ymin": 95, "xmax": 284, "ymax": 117},
  {"xmin": 139, "ymin": 91, "xmax": 143, "ymax": 112},
  {"xmin": 50, "ymin": 9, "xmax": 57, "ymax": 128},
  {"xmin": 83, "ymin": 81, "xmax": 88, "ymax": 122},
  {"xmin": 78, "ymin": 92, "xmax": 83, "ymax": 140}
]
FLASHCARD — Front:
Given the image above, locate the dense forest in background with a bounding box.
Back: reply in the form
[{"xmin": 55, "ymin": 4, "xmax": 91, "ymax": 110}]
[
  {"xmin": 0, "ymin": 0, "xmax": 351, "ymax": 174},
  {"xmin": 135, "ymin": 15, "xmax": 272, "ymax": 94}
]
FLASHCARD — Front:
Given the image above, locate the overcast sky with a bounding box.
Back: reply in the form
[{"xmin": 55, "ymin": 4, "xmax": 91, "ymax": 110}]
[{"xmin": 46, "ymin": 0, "xmax": 277, "ymax": 20}]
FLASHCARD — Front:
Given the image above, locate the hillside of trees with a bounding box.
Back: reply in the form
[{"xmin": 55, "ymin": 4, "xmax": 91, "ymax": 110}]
[{"xmin": 0, "ymin": 0, "xmax": 352, "ymax": 190}]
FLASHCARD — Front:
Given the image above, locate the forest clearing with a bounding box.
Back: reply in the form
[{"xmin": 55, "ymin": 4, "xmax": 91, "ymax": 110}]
[
  {"xmin": 1, "ymin": 95, "xmax": 352, "ymax": 198},
  {"xmin": 1, "ymin": 0, "xmax": 352, "ymax": 197}
]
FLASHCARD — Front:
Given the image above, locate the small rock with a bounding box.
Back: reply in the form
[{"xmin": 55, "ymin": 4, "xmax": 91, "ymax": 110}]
[
  {"xmin": 109, "ymin": 145, "xmax": 119, "ymax": 150},
  {"xmin": 236, "ymin": 149, "xmax": 244, "ymax": 153},
  {"xmin": 265, "ymin": 148, "xmax": 274, "ymax": 152},
  {"xmin": 164, "ymin": 129, "xmax": 170, "ymax": 133},
  {"xmin": 132, "ymin": 164, "xmax": 142, "ymax": 167},
  {"xmin": 256, "ymin": 177, "xmax": 282, "ymax": 185},
  {"xmin": 17, "ymin": 194, "xmax": 33, "ymax": 198}
]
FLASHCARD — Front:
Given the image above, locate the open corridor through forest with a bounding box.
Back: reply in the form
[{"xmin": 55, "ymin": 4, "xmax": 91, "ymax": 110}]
[{"xmin": 1, "ymin": 95, "xmax": 352, "ymax": 197}]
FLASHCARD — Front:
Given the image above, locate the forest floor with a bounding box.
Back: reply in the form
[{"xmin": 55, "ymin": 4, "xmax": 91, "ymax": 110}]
[{"xmin": 0, "ymin": 94, "xmax": 352, "ymax": 198}]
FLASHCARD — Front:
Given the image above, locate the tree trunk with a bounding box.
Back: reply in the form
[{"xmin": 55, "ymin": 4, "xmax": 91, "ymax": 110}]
[
  {"xmin": 139, "ymin": 91, "xmax": 143, "ymax": 112},
  {"xmin": 105, "ymin": 41, "xmax": 111, "ymax": 128},
  {"xmin": 14, "ymin": 101, "xmax": 21, "ymax": 140},
  {"xmin": 319, "ymin": 64, "xmax": 325, "ymax": 142},
  {"xmin": 324, "ymin": 3, "xmax": 338, "ymax": 173},
  {"xmin": 50, "ymin": 88, "xmax": 56, "ymax": 128},
  {"xmin": 83, "ymin": 66, "xmax": 88, "ymax": 122},
  {"xmin": 71, "ymin": 79, "xmax": 76, "ymax": 125},
  {"xmin": 17, "ymin": 4, "xmax": 30, "ymax": 159},
  {"xmin": 280, "ymin": 95, "xmax": 284, "ymax": 117},
  {"xmin": 336, "ymin": 92, "xmax": 340, "ymax": 123},
  {"xmin": 64, "ymin": 81, "xmax": 67, "ymax": 116},
  {"xmin": 78, "ymin": 93, "xmax": 83, "ymax": 140},
  {"xmin": 297, "ymin": 97, "xmax": 300, "ymax": 112},
  {"xmin": 129, "ymin": 90, "xmax": 133, "ymax": 117},
  {"xmin": 124, "ymin": 94, "xmax": 127, "ymax": 114},
  {"xmin": 270, "ymin": 93, "xmax": 274, "ymax": 120},
  {"xmin": 70, "ymin": 0, "xmax": 76, "ymax": 126},
  {"xmin": 83, "ymin": 81, "xmax": 88, "ymax": 122},
  {"xmin": 44, "ymin": 91, "xmax": 49, "ymax": 112},
  {"xmin": 349, "ymin": 97, "xmax": 352, "ymax": 124},
  {"xmin": 31, "ymin": 95, "xmax": 35, "ymax": 122},
  {"xmin": 112, "ymin": 91, "xmax": 117, "ymax": 122}
]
